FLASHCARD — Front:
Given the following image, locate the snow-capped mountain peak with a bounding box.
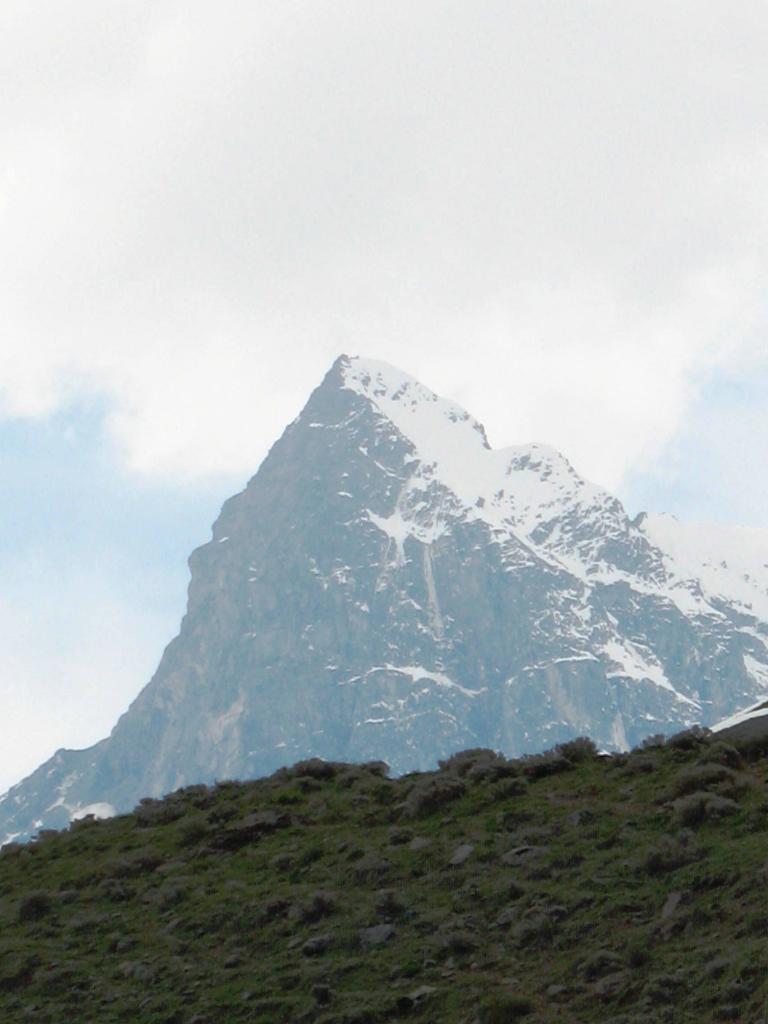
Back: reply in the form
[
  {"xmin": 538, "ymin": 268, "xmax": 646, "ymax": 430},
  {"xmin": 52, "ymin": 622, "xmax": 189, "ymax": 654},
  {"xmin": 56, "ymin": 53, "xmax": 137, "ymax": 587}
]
[
  {"xmin": 340, "ymin": 354, "xmax": 612, "ymax": 545},
  {"xmin": 3, "ymin": 354, "xmax": 768, "ymax": 844},
  {"xmin": 639, "ymin": 512, "xmax": 768, "ymax": 623}
]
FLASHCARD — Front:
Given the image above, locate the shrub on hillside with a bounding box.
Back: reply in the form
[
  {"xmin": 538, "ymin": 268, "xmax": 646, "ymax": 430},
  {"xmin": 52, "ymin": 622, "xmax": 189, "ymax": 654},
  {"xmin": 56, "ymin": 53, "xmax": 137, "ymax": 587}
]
[
  {"xmin": 667, "ymin": 725, "xmax": 711, "ymax": 751},
  {"xmin": 672, "ymin": 791, "xmax": 740, "ymax": 827},
  {"xmin": 101, "ymin": 847, "xmax": 164, "ymax": 879},
  {"xmin": 18, "ymin": 890, "xmax": 53, "ymax": 923},
  {"xmin": 732, "ymin": 731, "xmax": 768, "ymax": 762},
  {"xmin": 641, "ymin": 831, "xmax": 700, "ymax": 875},
  {"xmin": 556, "ymin": 736, "xmax": 599, "ymax": 763},
  {"xmin": 671, "ymin": 763, "xmax": 746, "ymax": 799},
  {"xmin": 622, "ymin": 752, "xmax": 656, "ymax": 775},
  {"xmin": 520, "ymin": 749, "xmax": 573, "ymax": 780},
  {"xmin": 492, "ymin": 777, "xmax": 528, "ymax": 799},
  {"xmin": 134, "ymin": 797, "xmax": 185, "ymax": 827},
  {"xmin": 176, "ymin": 813, "xmax": 211, "ymax": 846},
  {"xmin": 639, "ymin": 733, "xmax": 667, "ymax": 750},
  {"xmin": 292, "ymin": 758, "xmax": 340, "ymax": 780},
  {"xmin": 696, "ymin": 741, "xmax": 744, "ymax": 769},
  {"xmin": 171, "ymin": 783, "xmax": 213, "ymax": 809},
  {"xmin": 296, "ymin": 890, "xmax": 338, "ymax": 923},
  {"xmin": 439, "ymin": 749, "xmax": 517, "ymax": 782},
  {"xmin": 401, "ymin": 776, "xmax": 466, "ymax": 818},
  {"xmin": 478, "ymin": 993, "xmax": 533, "ymax": 1021}
]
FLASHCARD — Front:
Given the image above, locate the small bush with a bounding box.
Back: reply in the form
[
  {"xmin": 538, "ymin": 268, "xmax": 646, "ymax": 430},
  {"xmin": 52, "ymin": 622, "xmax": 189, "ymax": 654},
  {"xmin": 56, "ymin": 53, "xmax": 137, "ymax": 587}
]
[
  {"xmin": 731, "ymin": 731, "xmax": 768, "ymax": 762},
  {"xmin": 401, "ymin": 777, "xmax": 466, "ymax": 818},
  {"xmin": 134, "ymin": 797, "xmax": 185, "ymax": 827},
  {"xmin": 274, "ymin": 785, "xmax": 304, "ymax": 804},
  {"xmin": 18, "ymin": 890, "xmax": 53, "ymax": 923},
  {"xmin": 641, "ymin": 831, "xmax": 700, "ymax": 875},
  {"xmin": 171, "ymin": 783, "xmax": 212, "ymax": 809},
  {"xmin": 623, "ymin": 752, "xmax": 656, "ymax": 775},
  {"xmin": 697, "ymin": 742, "xmax": 744, "ymax": 770},
  {"xmin": 492, "ymin": 777, "xmax": 528, "ymax": 799},
  {"xmin": 640, "ymin": 734, "xmax": 667, "ymax": 750},
  {"xmin": 176, "ymin": 813, "xmax": 211, "ymax": 846},
  {"xmin": 439, "ymin": 749, "xmax": 515, "ymax": 782},
  {"xmin": 626, "ymin": 936, "xmax": 651, "ymax": 968},
  {"xmin": 296, "ymin": 841, "xmax": 324, "ymax": 867},
  {"xmin": 672, "ymin": 792, "xmax": 740, "ymax": 827},
  {"xmin": 520, "ymin": 750, "xmax": 574, "ymax": 780},
  {"xmin": 297, "ymin": 890, "xmax": 337, "ymax": 923},
  {"xmin": 101, "ymin": 847, "xmax": 164, "ymax": 879},
  {"xmin": 292, "ymin": 758, "xmax": 339, "ymax": 780},
  {"xmin": 556, "ymin": 736, "xmax": 598, "ymax": 763},
  {"xmin": 478, "ymin": 993, "xmax": 534, "ymax": 1021},
  {"xmin": 667, "ymin": 725, "xmax": 711, "ymax": 751},
  {"xmin": 671, "ymin": 763, "xmax": 746, "ymax": 799},
  {"xmin": 154, "ymin": 879, "xmax": 190, "ymax": 910}
]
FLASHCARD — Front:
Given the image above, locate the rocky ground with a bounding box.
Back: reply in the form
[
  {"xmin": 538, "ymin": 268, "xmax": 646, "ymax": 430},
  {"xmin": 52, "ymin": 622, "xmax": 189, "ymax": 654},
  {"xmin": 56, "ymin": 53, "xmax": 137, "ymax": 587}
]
[{"xmin": 0, "ymin": 728, "xmax": 767, "ymax": 1023}]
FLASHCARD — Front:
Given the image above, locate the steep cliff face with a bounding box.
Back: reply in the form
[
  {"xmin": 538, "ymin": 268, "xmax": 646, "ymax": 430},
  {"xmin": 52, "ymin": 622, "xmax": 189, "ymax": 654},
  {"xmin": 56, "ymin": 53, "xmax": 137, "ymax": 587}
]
[{"xmin": 3, "ymin": 355, "xmax": 768, "ymax": 841}]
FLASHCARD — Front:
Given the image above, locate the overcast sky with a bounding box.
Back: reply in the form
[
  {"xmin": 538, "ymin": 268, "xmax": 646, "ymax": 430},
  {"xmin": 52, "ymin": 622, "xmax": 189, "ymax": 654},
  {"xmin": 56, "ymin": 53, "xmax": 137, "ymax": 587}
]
[{"xmin": 2, "ymin": 1, "xmax": 768, "ymax": 793}]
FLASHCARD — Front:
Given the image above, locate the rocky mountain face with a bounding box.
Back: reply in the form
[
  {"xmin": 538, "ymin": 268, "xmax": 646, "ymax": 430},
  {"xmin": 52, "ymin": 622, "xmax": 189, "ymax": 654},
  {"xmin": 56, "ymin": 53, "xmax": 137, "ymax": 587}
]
[{"xmin": 4, "ymin": 355, "xmax": 768, "ymax": 841}]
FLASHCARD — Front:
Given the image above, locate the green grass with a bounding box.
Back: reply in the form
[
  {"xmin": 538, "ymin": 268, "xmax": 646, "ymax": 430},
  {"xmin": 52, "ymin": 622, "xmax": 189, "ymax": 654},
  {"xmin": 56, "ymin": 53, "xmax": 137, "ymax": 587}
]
[{"xmin": 0, "ymin": 737, "xmax": 766, "ymax": 1022}]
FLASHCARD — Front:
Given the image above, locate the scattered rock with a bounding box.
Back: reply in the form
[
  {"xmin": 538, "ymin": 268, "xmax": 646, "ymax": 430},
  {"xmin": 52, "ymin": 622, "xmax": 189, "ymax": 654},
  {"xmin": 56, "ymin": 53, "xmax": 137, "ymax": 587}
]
[
  {"xmin": 494, "ymin": 907, "xmax": 520, "ymax": 930},
  {"xmin": 582, "ymin": 950, "xmax": 624, "ymax": 981},
  {"xmin": 500, "ymin": 846, "xmax": 548, "ymax": 867},
  {"xmin": 437, "ymin": 927, "xmax": 478, "ymax": 954},
  {"xmin": 593, "ymin": 969, "xmax": 631, "ymax": 1000},
  {"xmin": 270, "ymin": 853, "xmax": 293, "ymax": 871},
  {"xmin": 566, "ymin": 810, "xmax": 595, "ymax": 828},
  {"xmin": 387, "ymin": 828, "xmax": 413, "ymax": 846},
  {"xmin": 107, "ymin": 934, "xmax": 135, "ymax": 954},
  {"xmin": 117, "ymin": 961, "xmax": 157, "ymax": 983},
  {"xmin": 449, "ymin": 843, "xmax": 474, "ymax": 867},
  {"xmin": 396, "ymin": 984, "xmax": 437, "ymax": 1011},
  {"xmin": 360, "ymin": 924, "xmax": 396, "ymax": 948},
  {"xmin": 408, "ymin": 837, "xmax": 431, "ymax": 852},
  {"xmin": 546, "ymin": 983, "xmax": 568, "ymax": 998},
  {"xmin": 660, "ymin": 891, "xmax": 683, "ymax": 920},
  {"xmin": 703, "ymin": 956, "xmax": 732, "ymax": 979},
  {"xmin": 510, "ymin": 914, "xmax": 551, "ymax": 947},
  {"xmin": 354, "ymin": 853, "xmax": 391, "ymax": 882},
  {"xmin": 302, "ymin": 934, "xmax": 332, "ymax": 957}
]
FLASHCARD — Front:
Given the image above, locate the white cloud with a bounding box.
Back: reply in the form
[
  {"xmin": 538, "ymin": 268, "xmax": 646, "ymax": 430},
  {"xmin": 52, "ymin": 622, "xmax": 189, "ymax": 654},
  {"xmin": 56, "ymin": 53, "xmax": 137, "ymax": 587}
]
[
  {"xmin": 1, "ymin": 1, "xmax": 767, "ymax": 490},
  {"xmin": 5, "ymin": 1, "xmax": 768, "ymax": 794}
]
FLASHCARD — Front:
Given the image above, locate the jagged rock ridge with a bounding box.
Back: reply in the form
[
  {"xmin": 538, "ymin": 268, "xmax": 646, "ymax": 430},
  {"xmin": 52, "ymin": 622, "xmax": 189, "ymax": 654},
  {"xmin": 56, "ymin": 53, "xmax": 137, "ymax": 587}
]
[{"xmin": 3, "ymin": 354, "xmax": 768, "ymax": 841}]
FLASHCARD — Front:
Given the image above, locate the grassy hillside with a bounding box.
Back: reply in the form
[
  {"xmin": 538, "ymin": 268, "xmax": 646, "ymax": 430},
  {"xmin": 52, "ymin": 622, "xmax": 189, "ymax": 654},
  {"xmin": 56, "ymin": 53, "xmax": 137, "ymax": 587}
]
[{"xmin": 0, "ymin": 730, "xmax": 766, "ymax": 1024}]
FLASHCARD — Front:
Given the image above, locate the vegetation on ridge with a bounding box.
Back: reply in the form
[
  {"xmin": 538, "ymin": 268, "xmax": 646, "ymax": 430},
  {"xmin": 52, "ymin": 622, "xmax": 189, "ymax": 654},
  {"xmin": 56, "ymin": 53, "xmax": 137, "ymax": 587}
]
[{"xmin": 0, "ymin": 730, "xmax": 767, "ymax": 1023}]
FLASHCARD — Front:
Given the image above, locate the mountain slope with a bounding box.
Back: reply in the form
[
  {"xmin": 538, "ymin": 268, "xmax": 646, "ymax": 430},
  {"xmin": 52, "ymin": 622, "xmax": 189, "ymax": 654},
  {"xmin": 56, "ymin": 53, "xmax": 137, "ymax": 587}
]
[
  {"xmin": 3, "ymin": 355, "xmax": 768, "ymax": 842},
  {"xmin": 0, "ymin": 736, "xmax": 766, "ymax": 1023}
]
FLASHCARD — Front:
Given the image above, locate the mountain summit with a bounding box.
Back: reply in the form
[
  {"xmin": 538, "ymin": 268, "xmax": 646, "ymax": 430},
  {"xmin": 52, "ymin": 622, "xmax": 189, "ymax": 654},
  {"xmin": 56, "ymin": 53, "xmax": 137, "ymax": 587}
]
[{"xmin": 3, "ymin": 355, "xmax": 768, "ymax": 841}]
